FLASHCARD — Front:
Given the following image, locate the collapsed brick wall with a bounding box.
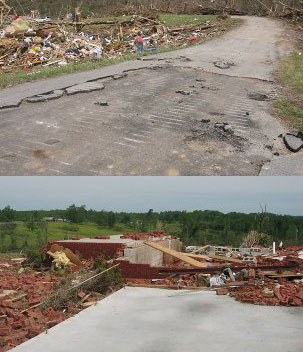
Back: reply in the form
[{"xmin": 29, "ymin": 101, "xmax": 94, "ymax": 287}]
[
  {"xmin": 52, "ymin": 241, "xmax": 124, "ymax": 259},
  {"xmin": 114, "ymin": 260, "xmax": 170, "ymax": 280}
]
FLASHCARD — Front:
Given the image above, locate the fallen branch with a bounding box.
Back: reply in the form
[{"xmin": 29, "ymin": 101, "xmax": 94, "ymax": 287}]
[
  {"xmin": 255, "ymin": 0, "xmax": 273, "ymax": 13},
  {"xmin": 9, "ymin": 293, "xmax": 27, "ymax": 302},
  {"xmin": 21, "ymin": 264, "xmax": 120, "ymax": 313},
  {"xmin": 69, "ymin": 264, "xmax": 120, "ymax": 291},
  {"xmin": 277, "ymin": 0, "xmax": 303, "ymax": 15}
]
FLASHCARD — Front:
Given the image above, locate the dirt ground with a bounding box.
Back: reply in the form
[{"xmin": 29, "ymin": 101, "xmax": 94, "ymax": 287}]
[{"xmin": 0, "ymin": 16, "xmax": 300, "ymax": 175}]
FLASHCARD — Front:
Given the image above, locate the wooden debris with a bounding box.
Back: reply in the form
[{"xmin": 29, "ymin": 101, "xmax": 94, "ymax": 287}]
[
  {"xmin": 144, "ymin": 241, "xmax": 208, "ymax": 268},
  {"xmin": 187, "ymin": 253, "xmax": 243, "ymax": 264},
  {"xmin": 9, "ymin": 293, "xmax": 27, "ymax": 302}
]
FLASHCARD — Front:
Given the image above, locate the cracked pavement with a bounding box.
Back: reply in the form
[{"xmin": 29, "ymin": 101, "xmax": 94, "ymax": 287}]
[{"xmin": 0, "ymin": 16, "xmax": 301, "ymax": 176}]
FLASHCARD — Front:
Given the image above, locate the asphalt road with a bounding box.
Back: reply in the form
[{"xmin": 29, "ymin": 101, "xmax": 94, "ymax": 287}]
[{"xmin": 0, "ymin": 16, "xmax": 301, "ymax": 176}]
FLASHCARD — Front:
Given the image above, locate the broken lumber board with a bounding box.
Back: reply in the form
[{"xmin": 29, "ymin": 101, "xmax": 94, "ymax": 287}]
[
  {"xmin": 127, "ymin": 284, "xmax": 209, "ymax": 290},
  {"xmin": 144, "ymin": 241, "xmax": 208, "ymax": 268},
  {"xmin": 187, "ymin": 253, "xmax": 242, "ymax": 264},
  {"xmin": 77, "ymin": 293, "xmax": 92, "ymax": 307},
  {"xmin": 193, "ymin": 245, "xmax": 211, "ymax": 254},
  {"xmin": 268, "ymin": 273, "xmax": 303, "ymax": 278},
  {"xmin": 9, "ymin": 293, "xmax": 27, "ymax": 302},
  {"xmin": 81, "ymin": 301, "xmax": 97, "ymax": 308},
  {"xmin": 158, "ymin": 263, "xmax": 299, "ymax": 275}
]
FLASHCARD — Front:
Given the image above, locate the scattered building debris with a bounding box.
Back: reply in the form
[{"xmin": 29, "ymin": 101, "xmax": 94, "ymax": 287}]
[
  {"xmin": 0, "ymin": 14, "xmax": 231, "ymax": 73},
  {"xmin": 1, "ymin": 231, "xmax": 302, "ymax": 351},
  {"xmin": 0, "ymin": 253, "xmax": 121, "ymax": 351}
]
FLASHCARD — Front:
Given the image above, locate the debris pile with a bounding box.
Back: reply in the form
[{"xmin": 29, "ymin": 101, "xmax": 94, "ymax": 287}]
[
  {"xmin": 0, "ymin": 15, "xmax": 228, "ymax": 73},
  {"xmin": 135, "ymin": 242, "xmax": 303, "ymax": 307},
  {"xmin": 229, "ymin": 248, "xmax": 303, "ymax": 306},
  {"xmin": 0, "ymin": 258, "xmax": 64, "ymax": 350},
  {"xmin": 0, "ymin": 18, "xmax": 104, "ymax": 72},
  {"xmin": 122, "ymin": 230, "xmax": 176, "ymax": 240},
  {"xmin": 126, "ymin": 273, "xmax": 208, "ymax": 290},
  {"xmin": 0, "ymin": 254, "xmax": 121, "ymax": 351}
]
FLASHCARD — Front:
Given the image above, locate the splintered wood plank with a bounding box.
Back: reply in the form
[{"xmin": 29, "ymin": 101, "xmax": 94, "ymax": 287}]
[
  {"xmin": 144, "ymin": 241, "xmax": 208, "ymax": 268},
  {"xmin": 187, "ymin": 253, "xmax": 243, "ymax": 264},
  {"xmin": 193, "ymin": 245, "xmax": 211, "ymax": 254},
  {"xmin": 268, "ymin": 273, "xmax": 303, "ymax": 278}
]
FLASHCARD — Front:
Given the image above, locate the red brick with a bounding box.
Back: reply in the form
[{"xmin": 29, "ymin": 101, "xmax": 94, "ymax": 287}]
[
  {"xmin": 0, "ymin": 326, "xmax": 10, "ymax": 336},
  {"xmin": 77, "ymin": 291, "xmax": 86, "ymax": 299}
]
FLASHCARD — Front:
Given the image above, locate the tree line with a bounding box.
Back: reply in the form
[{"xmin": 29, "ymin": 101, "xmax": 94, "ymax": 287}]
[
  {"xmin": 0, "ymin": 205, "xmax": 302, "ymax": 251},
  {"xmin": 12, "ymin": 0, "xmax": 303, "ymax": 18}
]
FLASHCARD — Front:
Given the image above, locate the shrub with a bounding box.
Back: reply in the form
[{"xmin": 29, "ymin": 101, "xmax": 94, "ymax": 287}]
[{"xmin": 26, "ymin": 249, "xmax": 44, "ymax": 268}]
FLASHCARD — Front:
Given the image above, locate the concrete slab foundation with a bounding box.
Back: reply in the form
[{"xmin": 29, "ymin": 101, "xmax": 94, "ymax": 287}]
[{"xmin": 12, "ymin": 287, "xmax": 303, "ymax": 352}]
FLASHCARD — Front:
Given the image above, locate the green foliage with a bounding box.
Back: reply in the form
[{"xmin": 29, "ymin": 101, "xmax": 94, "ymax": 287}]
[
  {"xmin": 0, "ymin": 206, "xmax": 15, "ymax": 222},
  {"xmin": 26, "ymin": 215, "xmax": 36, "ymax": 232},
  {"xmin": 280, "ymin": 53, "xmax": 303, "ymax": 94},
  {"xmin": 26, "ymin": 249, "xmax": 44, "ymax": 268},
  {"xmin": 66, "ymin": 204, "xmax": 87, "ymax": 223},
  {"xmin": 1, "ymin": 205, "xmax": 303, "ymax": 254},
  {"xmin": 0, "ymin": 222, "xmax": 17, "ymax": 251},
  {"xmin": 91, "ymin": 257, "xmax": 122, "ymax": 292},
  {"xmin": 259, "ymin": 233, "xmax": 271, "ymax": 247},
  {"xmin": 107, "ymin": 212, "xmax": 116, "ymax": 229},
  {"xmin": 241, "ymin": 231, "xmax": 272, "ymax": 248},
  {"xmin": 93, "ymin": 256, "xmax": 108, "ymax": 270},
  {"xmin": 276, "ymin": 53, "xmax": 303, "ymax": 131},
  {"xmin": 275, "ymin": 99, "xmax": 303, "ymax": 131}
]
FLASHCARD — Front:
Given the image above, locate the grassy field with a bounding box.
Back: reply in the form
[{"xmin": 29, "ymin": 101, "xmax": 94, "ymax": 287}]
[
  {"xmin": 0, "ymin": 15, "xmax": 241, "ymax": 89},
  {"xmin": 0, "ymin": 222, "xmax": 134, "ymax": 254},
  {"xmin": 276, "ymin": 53, "xmax": 303, "ymax": 131}
]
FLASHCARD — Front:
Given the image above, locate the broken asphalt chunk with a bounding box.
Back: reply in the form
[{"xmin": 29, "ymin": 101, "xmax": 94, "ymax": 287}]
[
  {"xmin": 95, "ymin": 100, "xmax": 108, "ymax": 106},
  {"xmin": 283, "ymin": 134, "xmax": 303, "ymax": 153},
  {"xmin": 66, "ymin": 82, "xmax": 105, "ymax": 95},
  {"xmin": 176, "ymin": 90, "xmax": 191, "ymax": 95},
  {"xmin": 113, "ymin": 74, "xmax": 126, "ymax": 80},
  {"xmin": 248, "ymin": 92, "xmax": 270, "ymax": 101},
  {"xmin": 26, "ymin": 90, "xmax": 64, "ymax": 103},
  {"xmin": 213, "ymin": 60, "xmax": 235, "ymax": 69}
]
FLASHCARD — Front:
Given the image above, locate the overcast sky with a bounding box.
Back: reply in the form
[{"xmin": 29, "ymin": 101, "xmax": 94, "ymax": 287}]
[{"xmin": 0, "ymin": 177, "xmax": 301, "ymax": 215}]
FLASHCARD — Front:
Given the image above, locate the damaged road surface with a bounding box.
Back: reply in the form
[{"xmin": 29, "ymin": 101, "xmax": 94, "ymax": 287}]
[{"xmin": 0, "ymin": 17, "xmax": 299, "ymax": 175}]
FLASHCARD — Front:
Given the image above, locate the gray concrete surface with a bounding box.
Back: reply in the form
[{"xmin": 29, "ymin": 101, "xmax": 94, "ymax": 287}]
[
  {"xmin": 0, "ymin": 17, "xmax": 300, "ymax": 175},
  {"xmin": 12, "ymin": 287, "xmax": 303, "ymax": 352},
  {"xmin": 260, "ymin": 154, "xmax": 303, "ymax": 175}
]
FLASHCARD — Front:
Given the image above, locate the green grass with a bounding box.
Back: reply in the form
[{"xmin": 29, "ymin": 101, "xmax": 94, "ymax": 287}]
[
  {"xmin": 0, "ymin": 252, "xmax": 21, "ymax": 259},
  {"xmin": 0, "ymin": 15, "xmax": 241, "ymax": 90},
  {"xmin": 0, "ymin": 222, "xmax": 134, "ymax": 253},
  {"xmin": 279, "ymin": 53, "xmax": 303, "ymax": 94},
  {"xmin": 0, "ymin": 55, "xmax": 136, "ymax": 89},
  {"xmin": 275, "ymin": 99, "xmax": 303, "ymax": 131},
  {"xmin": 276, "ymin": 53, "xmax": 303, "ymax": 131}
]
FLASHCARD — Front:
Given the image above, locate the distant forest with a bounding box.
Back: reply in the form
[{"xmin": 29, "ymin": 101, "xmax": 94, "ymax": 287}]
[
  {"xmin": 0, "ymin": 205, "xmax": 302, "ymax": 248},
  {"xmin": 8, "ymin": 0, "xmax": 301, "ymax": 18}
]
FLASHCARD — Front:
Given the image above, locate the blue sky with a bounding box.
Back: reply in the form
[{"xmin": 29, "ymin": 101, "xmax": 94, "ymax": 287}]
[{"xmin": 0, "ymin": 177, "xmax": 301, "ymax": 215}]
